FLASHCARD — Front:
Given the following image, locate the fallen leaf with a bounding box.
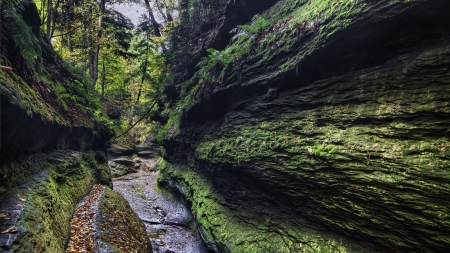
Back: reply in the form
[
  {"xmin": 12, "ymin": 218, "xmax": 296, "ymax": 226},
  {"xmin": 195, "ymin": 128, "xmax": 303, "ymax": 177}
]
[
  {"xmin": 0, "ymin": 213, "xmax": 7, "ymax": 218},
  {"xmin": 17, "ymin": 194, "xmax": 26, "ymax": 202},
  {"xmin": 441, "ymin": 146, "xmax": 447, "ymax": 152},
  {"xmin": 1, "ymin": 227, "xmax": 18, "ymax": 234}
]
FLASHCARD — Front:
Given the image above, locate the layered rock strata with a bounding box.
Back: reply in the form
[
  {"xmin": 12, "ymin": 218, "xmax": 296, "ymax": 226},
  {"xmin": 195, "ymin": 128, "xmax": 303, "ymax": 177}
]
[{"xmin": 159, "ymin": 0, "xmax": 450, "ymax": 252}]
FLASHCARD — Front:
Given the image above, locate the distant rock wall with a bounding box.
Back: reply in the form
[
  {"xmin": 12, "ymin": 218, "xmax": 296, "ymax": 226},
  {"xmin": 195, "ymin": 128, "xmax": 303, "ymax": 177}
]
[{"xmin": 159, "ymin": 0, "xmax": 450, "ymax": 252}]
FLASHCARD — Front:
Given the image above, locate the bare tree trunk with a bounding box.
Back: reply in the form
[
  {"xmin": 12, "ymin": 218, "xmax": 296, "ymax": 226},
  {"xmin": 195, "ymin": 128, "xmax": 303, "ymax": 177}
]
[
  {"xmin": 143, "ymin": 0, "xmax": 162, "ymax": 36},
  {"xmin": 101, "ymin": 55, "xmax": 106, "ymax": 98},
  {"xmin": 67, "ymin": 29, "xmax": 73, "ymax": 65},
  {"xmin": 64, "ymin": 0, "xmax": 74, "ymax": 65},
  {"xmin": 88, "ymin": 6, "xmax": 95, "ymax": 86},
  {"xmin": 49, "ymin": 0, "xmax": 61, "ymax": 38},
  {"xmin": 180, "ymin": 0, "xmax": 189, "ymax": 21},
  {"xmin": 143, "ymin": 0, "xmax": 167, "ymax": 53},
  {"xmin": 46, "ymin": 0, "xmax": 52, "ymax": 38},
  {"xmin": 90, "ymin": 0, "xmax": 106, "ymax": 87},
  {"xmin": 136, "ymin": 34, "xmax": 151, "ymax": 104},
  {"xmin": 154, "ymin": 0, "xmax": 173, "ymax": 23}
]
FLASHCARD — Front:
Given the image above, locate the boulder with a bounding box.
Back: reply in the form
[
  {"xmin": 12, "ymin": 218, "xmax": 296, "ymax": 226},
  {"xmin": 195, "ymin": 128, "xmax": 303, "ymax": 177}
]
[
  {"xmin": 107, "ymin": 146, "xmax": 134, "ymax": 158},
  {"xmin": 137, "ymin": 150, "xmax": 159, "ymax": 159},
  {"xmin": 111, "ymin": 158, "xmax": 134, "ymax": 167}
]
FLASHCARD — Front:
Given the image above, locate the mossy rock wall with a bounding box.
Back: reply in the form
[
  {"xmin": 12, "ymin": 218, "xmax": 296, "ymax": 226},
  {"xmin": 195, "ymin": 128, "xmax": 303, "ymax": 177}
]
[
  {"xmin": 0, "ymin": 70, "xmax": 111, "ymax": 165},
  {"xmin": 159, "ymin": 0, "xmax": 450, "ymax": 252},
  {"xmin": 0, "ymin": 1, "xmax": 112, "ymax": 164},
  {"xmin": 0, "ymin": 152, "xmax": 111, "ymax": 252}
]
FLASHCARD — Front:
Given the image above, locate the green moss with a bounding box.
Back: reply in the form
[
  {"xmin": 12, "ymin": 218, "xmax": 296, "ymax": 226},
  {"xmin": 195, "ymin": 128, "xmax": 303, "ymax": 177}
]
[
  {"xmin": 97, "ymin": 187, "xmax": 151, "ymax": 252},
  {"xmin": 0, "ymin": 151, "xmax": 113, "ymax": 252},
  {"xmin": 0, "ymin": 71, "xmax": 68, "ymax": 126},
  {"xmin": 161, "ymin": 42, "xmax": 450, "ymax": 251},
  {"xmin": 154, "ymin": 109, "xmax": 182, "ymax": 142},
  {"xmin": 14, "ymin": 153, "xmax": 96, "ymax": 253},
  {"xmin": 161, "ymin": 0, "xmax": 450, "ymax": 251},
  {"xmin": 158, "ymin": 160, "xmax": 370, "ymax": 253}
]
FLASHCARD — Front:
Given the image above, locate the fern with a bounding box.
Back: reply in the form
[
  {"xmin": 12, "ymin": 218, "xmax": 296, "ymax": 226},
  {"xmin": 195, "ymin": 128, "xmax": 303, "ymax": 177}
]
[
  {"xmin": 237, "ymin": 16, "xmax": 268, "ymax": 35},
  {"xmin": 1, "ymin": 0, "xmax": 42, "ymax": 69},
  {"xmin": 229, "ymin": 27, "xmax": 250, "ymax": 44}
]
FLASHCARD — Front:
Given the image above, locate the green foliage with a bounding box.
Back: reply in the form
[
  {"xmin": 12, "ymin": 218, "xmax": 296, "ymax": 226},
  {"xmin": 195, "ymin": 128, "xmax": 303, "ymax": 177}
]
[
  {"xmin": 1, "ymin": 0, "xmax": 42, "ymax": 70},
  {"xmin": 239, "ymin": 16, "xmax": 268, "ymax": 35},
  {"xmin": 196, "ymin": 48, "xmax": 222, "ymax": 83},
  {"xmin": 0, "ymin": 69, "xmax": 68, "ymax": 125},
  {"xmin": 154, "ymin": 109, "xmax": 181, "ymax": 143}
]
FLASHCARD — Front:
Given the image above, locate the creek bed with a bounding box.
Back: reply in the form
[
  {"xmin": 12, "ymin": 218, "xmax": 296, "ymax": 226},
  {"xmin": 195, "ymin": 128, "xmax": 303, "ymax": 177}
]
[{"xmin": 112, "ymin": 158, "xmax": 208, "ymax": 253}]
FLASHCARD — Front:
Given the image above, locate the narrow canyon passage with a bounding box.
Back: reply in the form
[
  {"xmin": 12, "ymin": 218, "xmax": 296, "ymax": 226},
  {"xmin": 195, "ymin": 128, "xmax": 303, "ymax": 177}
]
[
  {"xmin": 65, "ymin": 157, "xmax": 209, "ymax": 253},
  {"xmin": 2, "ymin": 0, "xmax": 450, "ymax": 252},
  {"xmin": 111, "ymin": 158, "xmax": 208, "ymax": 253}
]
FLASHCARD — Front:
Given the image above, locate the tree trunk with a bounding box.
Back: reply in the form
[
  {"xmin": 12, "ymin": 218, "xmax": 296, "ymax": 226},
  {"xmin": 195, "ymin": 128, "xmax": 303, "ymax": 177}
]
[
  {"xmin": 101, "ymin": 56, "xmax": 106, "ymax": 98},
  {"xmin": 63, "ymin": 0, "xmax": 74, "ymax": 65},
  {"xmin": 90, "ymin": 0, "xmax": 106, "ymax": 87},
  {"xmin": 136, "ymin": 56, "xmax": 148, "ymax": 103},
  {"xmin": 143, "ymin": 0, "xmax": 167, "ymax": 53},
  {"xmin": 154, "ymin": 0, "xmax": 173, "ymax": 23},
  {"xmin": 46, "ymin": 0, "xmax": 52, "ymax": 38},
  {"xmin": 143, "ymin": 0, "xmax": 162, "ymax": 36},
  {"xmin": 88, "ymin": 5, "xmax": 94, "ymax": 86},
  {"xmin": 180, "ymin": 0, "xmax": 189, "ymax": 21}
]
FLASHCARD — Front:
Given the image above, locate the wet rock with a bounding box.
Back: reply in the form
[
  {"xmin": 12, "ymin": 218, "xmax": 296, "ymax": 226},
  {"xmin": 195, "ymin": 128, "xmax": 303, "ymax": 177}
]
[
  {"xmin": 145, "ymin": 224, "xmax": 207, "ymax": 253},
  {"xmin": 96, "ymin": 187, "xmax": 151, "ymax": 253},
  {"xmin": 111, "ymin": 158, "xmax": 134, "ymax": 167},
  {"xmin": 0, "ymin": 152, "xmax": 104, "ymax": 252},
  {"xmin": 107, "ymin": 145, "xmax": 134, "ymax": 158},
  {"xmin": 137, "ymin": 150, "xmax": 159, "ymax": 158},
  {"xmin": 109, "ymin": 163, "xmax": 137, "ymax": 178},
  {"xmin": 112, "ymin": 161, "xmax": 208, "ymax": 253},
  {"xmin": 135, "ymin": 143, "xmax": 158, "ymax": 153},
  {"xmin": 163, "ymin": 207, "xmax": 191, "ymax": 226},
  {"xmin": 66, "ymin": 185, "xmax": 151, "ymax": 253}
]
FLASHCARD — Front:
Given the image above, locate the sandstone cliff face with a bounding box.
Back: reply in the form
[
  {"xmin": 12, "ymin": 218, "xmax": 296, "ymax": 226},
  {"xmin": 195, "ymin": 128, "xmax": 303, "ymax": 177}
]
[{"xmin": 159, "ymin": 0, "xmax": 450, "ymax": 252}]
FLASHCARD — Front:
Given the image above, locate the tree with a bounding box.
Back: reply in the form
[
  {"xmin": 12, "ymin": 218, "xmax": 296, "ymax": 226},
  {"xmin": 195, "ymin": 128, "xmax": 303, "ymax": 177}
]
[{"xmin": 89, "ymin": 0, "xmax": 106, "ymax": 86}]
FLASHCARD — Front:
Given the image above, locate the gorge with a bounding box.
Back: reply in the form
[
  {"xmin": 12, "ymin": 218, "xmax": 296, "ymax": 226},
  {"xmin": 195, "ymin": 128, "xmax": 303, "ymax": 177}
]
[{"xmin": 1, "ymin": 0, "xmax": 450, "ymax": 252}]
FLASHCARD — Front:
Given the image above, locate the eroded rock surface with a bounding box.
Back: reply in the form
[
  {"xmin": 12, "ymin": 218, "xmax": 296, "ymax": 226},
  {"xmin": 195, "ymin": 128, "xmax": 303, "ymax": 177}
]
[
  {"xmin": 157, "ymin": 0, "xmax": 450, "ymax": 252},
  {"xmin": 0, "ymin": 152, "xmax": 109, "ymax": 253},
  {"xmin": 113, "ymin": 159, "xmax": 208, "ymax": 253}
]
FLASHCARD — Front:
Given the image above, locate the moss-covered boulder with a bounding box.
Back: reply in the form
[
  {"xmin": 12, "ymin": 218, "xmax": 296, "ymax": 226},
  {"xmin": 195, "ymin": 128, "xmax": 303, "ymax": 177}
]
[
  {"xmin": 66, "ymin": 185, "xmax": 151, "ymax": 253},
  {"xmin": 158, "ymin": 0, "xmax": 450, "ymax": 252},
  {"xmin": 96, "ymin": 187, "xmax": 152, "ymax": 252}
]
